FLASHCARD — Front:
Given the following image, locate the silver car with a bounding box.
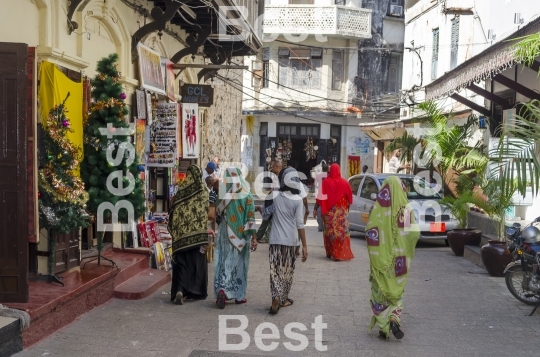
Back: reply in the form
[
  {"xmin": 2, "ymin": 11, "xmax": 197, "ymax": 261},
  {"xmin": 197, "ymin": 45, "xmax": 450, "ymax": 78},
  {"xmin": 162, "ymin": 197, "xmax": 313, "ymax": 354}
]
[{"xmin": 347, "ymin": 173, "xmax": 458, "ymax": 242}]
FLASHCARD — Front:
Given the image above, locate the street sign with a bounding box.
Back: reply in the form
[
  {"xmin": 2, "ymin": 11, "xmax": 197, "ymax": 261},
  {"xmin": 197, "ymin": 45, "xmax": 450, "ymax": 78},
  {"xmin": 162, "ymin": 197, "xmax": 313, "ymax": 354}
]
[{"xmin": 180, "ymin": 84, "xmax": 213, "ymax": 107}]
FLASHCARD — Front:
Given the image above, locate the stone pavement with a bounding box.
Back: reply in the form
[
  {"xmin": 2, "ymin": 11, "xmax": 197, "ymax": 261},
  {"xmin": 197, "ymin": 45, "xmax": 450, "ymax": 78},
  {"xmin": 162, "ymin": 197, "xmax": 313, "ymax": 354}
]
[{"xmin": 14, "ymin": 215, "xmax": 540, "ymax": 357}]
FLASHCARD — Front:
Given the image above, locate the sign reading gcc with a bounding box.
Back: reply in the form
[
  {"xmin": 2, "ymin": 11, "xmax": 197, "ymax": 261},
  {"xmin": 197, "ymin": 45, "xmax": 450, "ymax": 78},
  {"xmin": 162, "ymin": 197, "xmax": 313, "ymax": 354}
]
[{"xmin": 180, "ymin": 84, "xmax": 214, "ymax": 107}]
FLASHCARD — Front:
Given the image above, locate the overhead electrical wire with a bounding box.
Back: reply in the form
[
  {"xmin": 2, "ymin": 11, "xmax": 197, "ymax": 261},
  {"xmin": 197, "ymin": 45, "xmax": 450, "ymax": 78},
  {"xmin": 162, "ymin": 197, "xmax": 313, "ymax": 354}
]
[{"xmin": 216, "ymin": 73, "xmax": 459, "ymax": 128}]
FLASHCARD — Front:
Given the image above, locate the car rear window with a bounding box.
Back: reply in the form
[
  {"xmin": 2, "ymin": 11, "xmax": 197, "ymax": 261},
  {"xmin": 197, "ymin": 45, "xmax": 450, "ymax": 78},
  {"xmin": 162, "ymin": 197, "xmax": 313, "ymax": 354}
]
[{"xmin": 378, "ymin": 177, "xmax": 441, "ymax": 199}]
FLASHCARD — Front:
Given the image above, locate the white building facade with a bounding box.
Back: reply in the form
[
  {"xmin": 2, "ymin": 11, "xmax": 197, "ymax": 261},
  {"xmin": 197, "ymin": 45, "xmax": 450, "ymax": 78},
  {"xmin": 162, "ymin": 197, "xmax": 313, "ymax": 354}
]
[{"xmin": 240, "ymin": 0, "xmax": 372, "ymax": 184}]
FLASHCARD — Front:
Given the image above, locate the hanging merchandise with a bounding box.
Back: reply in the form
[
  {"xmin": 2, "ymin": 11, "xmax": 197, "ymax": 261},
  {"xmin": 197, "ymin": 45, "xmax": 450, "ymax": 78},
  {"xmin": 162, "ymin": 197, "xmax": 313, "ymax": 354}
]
[
  {"xmin": 181, "ymin": 103, "xmax": 200, "ymax": 158},
  {"xmin": 304, "ymin": 137, "xmax": 317, "ymax": 161},
  {"xmin": 348, "ymin": 155, "xmax": 361, "ymax": 177},
  {"xmin": 135, "ymin": 119, "xmax": 146, "ymax": 165},
  {"xmin": 147, "ymin": 102, "xmax": 178, "ymax": 167}
]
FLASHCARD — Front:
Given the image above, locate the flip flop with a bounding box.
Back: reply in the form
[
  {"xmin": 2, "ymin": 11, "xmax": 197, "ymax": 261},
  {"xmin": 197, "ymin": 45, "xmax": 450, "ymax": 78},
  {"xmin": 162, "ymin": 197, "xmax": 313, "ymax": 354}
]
[
  {"xmin": 216, "ymin": 290, "xmax": 226, "ymax": 309},
  {"xmin": 269, "ymin": 298, "xmax": 280, "ymax": 315},
  {"xmin": 235, "ymin": 299, "xmax": 247, "ymax": 304},
  {"xmin": 280, "ymin": 298, "xmax": 294, "ymax": 307}
]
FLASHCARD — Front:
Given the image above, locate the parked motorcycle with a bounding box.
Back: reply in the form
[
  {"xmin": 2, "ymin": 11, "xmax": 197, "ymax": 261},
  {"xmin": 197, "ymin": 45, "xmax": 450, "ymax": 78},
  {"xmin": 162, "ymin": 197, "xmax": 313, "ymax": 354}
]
[{"xmin": 504, "ymin": 217, "xmax": 540, "ymax": 315}]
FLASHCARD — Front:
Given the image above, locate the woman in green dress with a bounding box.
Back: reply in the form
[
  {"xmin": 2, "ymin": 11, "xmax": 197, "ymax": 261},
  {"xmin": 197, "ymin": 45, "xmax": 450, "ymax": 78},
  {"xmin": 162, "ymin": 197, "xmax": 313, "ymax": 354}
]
[
  {"xmin": 365, "ymin": 176, "xmax": 420, "ymax": 339},
  {"xmin": 214, "ymin": 166, "xmax": 258, "ymax": 308}
]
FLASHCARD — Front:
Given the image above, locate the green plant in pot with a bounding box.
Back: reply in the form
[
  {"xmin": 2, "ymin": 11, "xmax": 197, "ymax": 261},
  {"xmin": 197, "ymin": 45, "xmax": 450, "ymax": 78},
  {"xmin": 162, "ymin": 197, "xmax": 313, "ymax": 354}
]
[
  {"xmin": 441, "ymin": 193, "xmax": 482, "ymax": 256},
  {"xmin": 478, "ymin": 105, "xmax": 540, "ymax": 276},
  {"xmin": 478, "ymin": 176, "xmax": 517, "ymax": 276}
]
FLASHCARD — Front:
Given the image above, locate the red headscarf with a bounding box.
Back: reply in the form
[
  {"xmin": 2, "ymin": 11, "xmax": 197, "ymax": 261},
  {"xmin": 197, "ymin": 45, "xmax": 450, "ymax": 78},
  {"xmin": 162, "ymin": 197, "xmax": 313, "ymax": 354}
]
[{"xmin": 320, "ymin": 164, "xmax": 353, "ymax": 215}]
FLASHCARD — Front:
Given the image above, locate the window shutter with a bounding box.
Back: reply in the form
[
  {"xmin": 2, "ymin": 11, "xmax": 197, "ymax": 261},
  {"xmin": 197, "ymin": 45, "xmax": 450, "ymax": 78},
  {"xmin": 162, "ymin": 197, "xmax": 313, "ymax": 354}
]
[
  {"xmin": 450, "ymin": 17, "xmax": 459, "ymax": 70},
  {"xmin": 262, "ymin": 48, "xmax": 270, "ymax": 61},
  {"xmin": 278, "ymin": 48, "xmax": 289, "ymax": 87},
  {"xmin": 311, "ymin": 59, "xmax": 322, "ymax": 89},
  {"xmin": 431, "ymin": 28, "xmax": 439, "ymax": 79},
  {"xmin": 332, "ymin": 50, "xmax": 343, "ymax": 91}
]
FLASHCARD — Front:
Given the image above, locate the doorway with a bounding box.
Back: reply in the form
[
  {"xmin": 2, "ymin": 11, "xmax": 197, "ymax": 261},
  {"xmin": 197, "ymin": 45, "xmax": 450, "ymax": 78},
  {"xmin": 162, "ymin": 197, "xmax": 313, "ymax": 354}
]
[
  {"xmin": 287, "ymin": 138, "xmax": 319, "ymax": 185},
  {"xmin": 0, "ymin": 42, "xmax": 29, "ymax": 302}
]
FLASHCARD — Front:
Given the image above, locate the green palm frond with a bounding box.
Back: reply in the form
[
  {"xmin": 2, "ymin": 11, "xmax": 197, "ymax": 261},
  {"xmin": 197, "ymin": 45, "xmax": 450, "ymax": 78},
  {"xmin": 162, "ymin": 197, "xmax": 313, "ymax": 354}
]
[
  {"xmin": 384, "ymin": 131, "xmax": 421, "ymax": 164},
  {"xmin": 514, "ymin": 32, "xmax": 540, "ymax": 69},
  {"xmin": 492, "ymin": 100, "xmax": 540, "ymax": 197}
]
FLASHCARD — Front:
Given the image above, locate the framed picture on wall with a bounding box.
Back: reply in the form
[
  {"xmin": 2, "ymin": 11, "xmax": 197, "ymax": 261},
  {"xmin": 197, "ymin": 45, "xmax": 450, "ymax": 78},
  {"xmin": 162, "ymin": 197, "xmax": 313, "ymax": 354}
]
[{"xmin": 137, "ymin": 43, "xmax": 166, "ymax": 95}]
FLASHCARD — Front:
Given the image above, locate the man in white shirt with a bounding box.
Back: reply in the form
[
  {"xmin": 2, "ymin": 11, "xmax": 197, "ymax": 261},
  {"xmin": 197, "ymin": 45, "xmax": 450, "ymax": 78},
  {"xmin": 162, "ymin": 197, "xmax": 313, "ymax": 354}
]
[
  {"xmin": 388, "ymin": 149, "xmax": 410, "ymax": 174},
  {"xmin": 202, "ymin": 162, "xmax": 217, "ymax": 181}
]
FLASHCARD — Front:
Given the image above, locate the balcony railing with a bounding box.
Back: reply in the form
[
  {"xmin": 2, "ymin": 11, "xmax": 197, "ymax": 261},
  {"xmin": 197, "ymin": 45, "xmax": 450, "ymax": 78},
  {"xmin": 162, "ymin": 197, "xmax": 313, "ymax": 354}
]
[{"xmin": 263, "ymin": 5, "xmax": 372, "ymax": 39}]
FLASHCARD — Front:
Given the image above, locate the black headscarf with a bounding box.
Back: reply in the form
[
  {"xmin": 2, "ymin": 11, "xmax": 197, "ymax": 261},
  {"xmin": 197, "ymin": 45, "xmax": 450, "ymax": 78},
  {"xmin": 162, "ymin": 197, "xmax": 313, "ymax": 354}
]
[{"xmin": 262, "ymin": 167, "xmax": 302, "ymax": 220}]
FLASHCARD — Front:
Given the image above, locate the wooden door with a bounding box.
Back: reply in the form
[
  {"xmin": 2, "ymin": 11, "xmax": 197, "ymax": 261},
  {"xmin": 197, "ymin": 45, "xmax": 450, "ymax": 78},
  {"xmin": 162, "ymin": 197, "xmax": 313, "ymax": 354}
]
[
  {"xmin": 54, "ymin": 230, "xmax": 80, "ymax": 273},
  {"xmin": 375, "ymin": 141, "xmax": 384, "ymax": 173},
  {"xmin": 0, "ymin": 43, "xmax": 29, "ymax": 303}
]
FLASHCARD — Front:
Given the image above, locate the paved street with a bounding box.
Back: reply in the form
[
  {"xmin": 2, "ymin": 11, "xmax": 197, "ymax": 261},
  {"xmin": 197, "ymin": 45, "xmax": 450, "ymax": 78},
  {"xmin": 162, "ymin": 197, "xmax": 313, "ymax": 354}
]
[{"xmin": 15, "ymin": 215, "xmax": 540, "ymax": 357}]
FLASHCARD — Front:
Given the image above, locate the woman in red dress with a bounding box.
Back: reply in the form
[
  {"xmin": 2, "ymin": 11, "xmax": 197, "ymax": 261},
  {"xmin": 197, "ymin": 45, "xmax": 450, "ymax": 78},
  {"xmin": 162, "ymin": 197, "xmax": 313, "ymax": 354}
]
[{"xmin": 320, "ymin": 164, "xmax": 354, "ymax": 261}]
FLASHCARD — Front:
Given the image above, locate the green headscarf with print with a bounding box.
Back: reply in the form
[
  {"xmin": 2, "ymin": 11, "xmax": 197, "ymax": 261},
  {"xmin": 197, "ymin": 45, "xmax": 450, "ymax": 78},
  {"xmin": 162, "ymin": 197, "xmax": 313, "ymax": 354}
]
[
  {"xmin": 365, "ymin": 176, "xmax": 420, "ymax": 304},
  {"xmin": 216, "ymin": 167, "xmax": 257, "ymax": 252}
]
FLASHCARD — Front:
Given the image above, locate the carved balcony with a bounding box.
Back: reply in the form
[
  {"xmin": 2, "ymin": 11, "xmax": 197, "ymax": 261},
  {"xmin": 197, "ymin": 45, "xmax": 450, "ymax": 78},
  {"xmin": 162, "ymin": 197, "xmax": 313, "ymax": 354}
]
[{"xmin": 263, "ymin": 5, "xmax": 372, "ymax": 39}]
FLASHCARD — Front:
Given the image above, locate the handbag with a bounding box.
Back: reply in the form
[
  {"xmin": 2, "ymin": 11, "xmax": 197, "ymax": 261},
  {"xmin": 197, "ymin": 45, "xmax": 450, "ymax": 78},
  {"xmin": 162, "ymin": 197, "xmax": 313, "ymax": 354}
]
[{"xmin": 208, "ymin": 205, "xmax": 216, "ymax": 221}]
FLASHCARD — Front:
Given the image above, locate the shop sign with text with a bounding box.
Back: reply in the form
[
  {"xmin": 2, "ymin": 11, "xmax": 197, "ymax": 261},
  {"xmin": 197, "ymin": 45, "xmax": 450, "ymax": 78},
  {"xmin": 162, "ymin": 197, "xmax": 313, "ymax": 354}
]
[{"xmin": 180, "ymin": 84, "xmax": 213, "ymax": 107}]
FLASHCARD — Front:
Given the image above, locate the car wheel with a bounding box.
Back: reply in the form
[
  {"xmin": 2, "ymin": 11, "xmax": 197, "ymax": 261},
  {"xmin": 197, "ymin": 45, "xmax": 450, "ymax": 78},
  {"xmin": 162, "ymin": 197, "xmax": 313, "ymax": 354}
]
[{"xmin": 445, "ymin": 239, "xmax": 449, "ymax": 247}]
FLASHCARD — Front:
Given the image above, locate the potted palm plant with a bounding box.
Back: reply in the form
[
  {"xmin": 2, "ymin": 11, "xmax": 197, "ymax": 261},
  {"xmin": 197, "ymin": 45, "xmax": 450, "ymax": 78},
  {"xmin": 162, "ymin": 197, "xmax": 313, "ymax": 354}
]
[
  {"xmin": 441, "ymin": 185, "xmax": 486, "ymax": 256},
  {"xmin": 477, "ymin": 175, "xmax": 517, "ymax": 276}
]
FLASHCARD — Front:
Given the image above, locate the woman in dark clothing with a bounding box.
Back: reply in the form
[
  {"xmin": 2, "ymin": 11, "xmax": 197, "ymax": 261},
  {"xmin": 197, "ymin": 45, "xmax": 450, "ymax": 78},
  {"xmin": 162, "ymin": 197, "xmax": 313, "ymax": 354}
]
[{"xmin": 168, "ymin": 165, "xmax": 210, "ymax": 304}]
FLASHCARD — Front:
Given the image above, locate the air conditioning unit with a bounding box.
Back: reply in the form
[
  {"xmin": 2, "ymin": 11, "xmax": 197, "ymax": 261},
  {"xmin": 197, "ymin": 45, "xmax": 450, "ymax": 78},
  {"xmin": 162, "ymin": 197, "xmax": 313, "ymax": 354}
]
[
  {"xmin": 252, "ymin": 60, "xmax": 263, "ymax": 71},
  {"xmin": 390, "ymin": 5, "xmax": 403, "ymax": 17}
]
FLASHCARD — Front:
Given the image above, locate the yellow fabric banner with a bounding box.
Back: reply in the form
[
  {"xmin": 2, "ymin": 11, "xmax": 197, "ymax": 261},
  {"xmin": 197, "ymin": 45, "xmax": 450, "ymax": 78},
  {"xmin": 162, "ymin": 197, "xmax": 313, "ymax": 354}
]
[{"xmin": 38, "ymin": 62, "xmax": 84, "ymax": 167}]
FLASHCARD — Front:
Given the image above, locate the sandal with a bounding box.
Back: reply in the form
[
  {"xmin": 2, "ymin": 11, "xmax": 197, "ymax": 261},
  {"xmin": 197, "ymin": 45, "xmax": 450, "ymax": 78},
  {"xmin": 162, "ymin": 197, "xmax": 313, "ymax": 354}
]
[
  {"xmin": 390, "ymin": 321, "xmax": 404, "ymax": 339},
  {"xmin": 280, "ymin": 298, "xmax": 294, "ymax": 307},
  {"xmin": 216, "ymin": 290, "xmax": 226, "ymax": 309},
  {"xmin": 235, "ymin": 298, "xmax": 247, "ymax": 304},
  {"xmin": 378, "ymin": 330, "xmax": 388, "ymax": 339},
  {"xmin": 269, "ymin": 297, "xmax": 280, "ymax": 315},
  {"xmin": 173, "ymin": 292, "xmax": 184, "ymax": 305}
]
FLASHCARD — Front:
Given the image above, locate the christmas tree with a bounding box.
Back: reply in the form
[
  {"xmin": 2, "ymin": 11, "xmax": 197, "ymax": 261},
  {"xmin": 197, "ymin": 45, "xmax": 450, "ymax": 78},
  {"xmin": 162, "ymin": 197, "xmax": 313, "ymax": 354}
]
[
  {"xmin": 81, "ymin": 54, "xmax": 145, "ymax": 229},
  {"xmin": 39, "ymin": 93, "xmax": 90, "ymax": 233},
  {"xmin": 38, "ymin": 94, "xmax": 90, "ymax": 280}
]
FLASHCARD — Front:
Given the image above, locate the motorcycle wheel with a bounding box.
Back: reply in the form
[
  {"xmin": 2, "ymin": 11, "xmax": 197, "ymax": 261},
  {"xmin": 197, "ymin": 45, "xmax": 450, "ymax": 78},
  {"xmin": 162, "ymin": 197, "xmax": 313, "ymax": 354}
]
[{"xmin": 504, "ymin": 265, "xmax": 540, "ymax": 306}]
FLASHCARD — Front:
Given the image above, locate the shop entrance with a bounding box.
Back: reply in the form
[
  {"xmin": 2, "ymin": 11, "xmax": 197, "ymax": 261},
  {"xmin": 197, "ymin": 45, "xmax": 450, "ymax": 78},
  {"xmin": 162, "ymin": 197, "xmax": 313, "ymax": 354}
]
[{"xmin": 276, "ymin": 123, "xmax": 322, "ymax": 187}]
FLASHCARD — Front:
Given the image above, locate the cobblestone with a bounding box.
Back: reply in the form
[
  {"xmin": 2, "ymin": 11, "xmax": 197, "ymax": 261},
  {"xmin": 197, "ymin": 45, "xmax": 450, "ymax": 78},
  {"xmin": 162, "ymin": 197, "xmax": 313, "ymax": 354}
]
[{"xmin": 14, "ymin": 216, "xmax": 540, "ymax": 357}]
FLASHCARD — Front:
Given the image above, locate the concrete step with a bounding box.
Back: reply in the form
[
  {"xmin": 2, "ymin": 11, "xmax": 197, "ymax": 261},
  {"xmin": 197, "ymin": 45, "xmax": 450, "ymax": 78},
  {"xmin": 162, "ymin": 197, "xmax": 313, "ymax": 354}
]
[
  {"xmin": 113, "ymin": 268, "xmax": 171, "ymax": 300},
  {"xmin": 0, "ymin": 316, "xmax": 22, "ymax": 357},
  {"xmin": 463, "ymin": 245, "xmax": 485, "ymax": 270}
]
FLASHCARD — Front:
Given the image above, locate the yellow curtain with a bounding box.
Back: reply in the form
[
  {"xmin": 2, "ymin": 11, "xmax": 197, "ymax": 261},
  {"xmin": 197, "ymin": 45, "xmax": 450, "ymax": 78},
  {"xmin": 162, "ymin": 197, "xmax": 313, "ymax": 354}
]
[{"xmin": 38, "ymin": 61, "xmax": 84, "ymax": 174}]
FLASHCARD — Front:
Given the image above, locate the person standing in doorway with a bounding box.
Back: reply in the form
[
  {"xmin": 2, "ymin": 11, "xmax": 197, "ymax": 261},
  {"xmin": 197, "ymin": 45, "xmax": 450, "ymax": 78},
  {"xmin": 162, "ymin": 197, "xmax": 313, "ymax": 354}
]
[{"xmin": 388, "ymin": 150, "xmax": 409, "ymax": 174}]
